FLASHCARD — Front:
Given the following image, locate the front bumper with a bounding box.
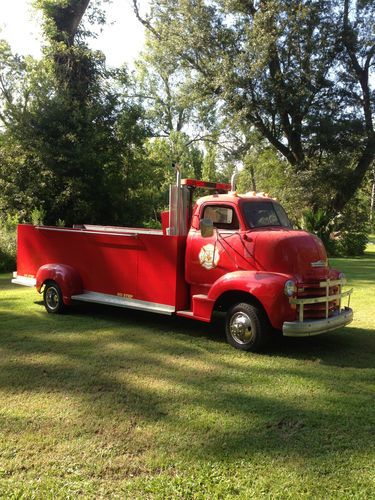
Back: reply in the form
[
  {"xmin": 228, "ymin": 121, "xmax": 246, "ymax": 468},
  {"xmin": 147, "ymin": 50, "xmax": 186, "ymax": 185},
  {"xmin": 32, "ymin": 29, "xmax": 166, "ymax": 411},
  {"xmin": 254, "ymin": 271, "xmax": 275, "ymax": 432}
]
[{"xmin": 282, "ymin": 307, "xmax": 353, "ymax": 337}]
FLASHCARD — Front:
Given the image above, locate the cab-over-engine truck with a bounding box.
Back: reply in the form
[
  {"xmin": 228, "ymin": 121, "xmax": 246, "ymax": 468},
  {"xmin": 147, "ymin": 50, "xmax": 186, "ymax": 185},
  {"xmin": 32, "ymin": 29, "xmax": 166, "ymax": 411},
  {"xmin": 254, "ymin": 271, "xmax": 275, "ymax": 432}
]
[{"xmin": 12, "ymin": 169, "xmax": 353, "ymax": 352}]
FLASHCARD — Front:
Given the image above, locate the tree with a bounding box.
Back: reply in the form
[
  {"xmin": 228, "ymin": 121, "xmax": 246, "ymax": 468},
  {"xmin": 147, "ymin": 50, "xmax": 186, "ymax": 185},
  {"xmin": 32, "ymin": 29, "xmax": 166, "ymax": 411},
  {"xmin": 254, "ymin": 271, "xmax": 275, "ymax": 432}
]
[
  {"xmin": 135, "ymin": 52, "xmax": 194, "ymax": 137},
  {"xmin": 35, "ymin": 0, "xmax": 91, "ymax": 45},
  {"xmin": 0, "ymin": 1, "xmax": 154, "ymax": 226},
  {"xmin": 130, "ymin": 30, "xmax": 211, "ymax": 196},
  {"xmin": 0, "ymin": 46, "xmax": 151, "ymax": 225},
  {"xmin": 201, "ymin": 143, "xmax": 217, "ymax": 181},
  {"xmin": 135, "ymin": 0, "xmax": 374, "ymax": 216},
  {"xmin": 134, "ymin": 52, "xmax": 205, "ymax": 181}
]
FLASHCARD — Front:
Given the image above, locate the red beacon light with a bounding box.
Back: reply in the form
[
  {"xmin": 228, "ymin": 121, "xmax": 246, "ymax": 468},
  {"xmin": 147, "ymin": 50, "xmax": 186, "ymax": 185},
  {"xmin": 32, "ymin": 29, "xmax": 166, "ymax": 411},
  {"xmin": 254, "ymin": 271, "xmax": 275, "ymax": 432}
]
[{"xmin": 181, "ymin": 179, "xmax": 231, "ymax": 192}]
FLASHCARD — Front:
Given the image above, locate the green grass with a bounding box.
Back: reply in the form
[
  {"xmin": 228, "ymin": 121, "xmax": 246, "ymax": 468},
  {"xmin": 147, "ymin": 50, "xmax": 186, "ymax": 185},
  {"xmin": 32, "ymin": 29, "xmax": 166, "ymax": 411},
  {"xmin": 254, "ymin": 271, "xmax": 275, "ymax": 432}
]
[{"xmin": 0, "ymin": 248, "xmax": 374, "ymax": 498}]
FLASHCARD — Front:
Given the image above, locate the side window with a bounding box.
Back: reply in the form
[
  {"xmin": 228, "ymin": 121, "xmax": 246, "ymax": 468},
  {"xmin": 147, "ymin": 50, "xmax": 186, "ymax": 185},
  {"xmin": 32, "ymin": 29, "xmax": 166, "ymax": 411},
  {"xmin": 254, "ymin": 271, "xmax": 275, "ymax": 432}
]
[{"xmin": 202, "ymin": 205, "xmax": 239, "ymax": 230}]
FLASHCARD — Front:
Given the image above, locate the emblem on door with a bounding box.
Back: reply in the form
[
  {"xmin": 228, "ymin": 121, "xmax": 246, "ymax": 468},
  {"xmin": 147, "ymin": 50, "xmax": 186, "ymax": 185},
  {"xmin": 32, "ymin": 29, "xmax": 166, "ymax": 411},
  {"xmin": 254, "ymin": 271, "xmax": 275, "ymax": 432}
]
[{"xmin": 199, "ymin": 243, "xmax": 220, "ymax": 270}]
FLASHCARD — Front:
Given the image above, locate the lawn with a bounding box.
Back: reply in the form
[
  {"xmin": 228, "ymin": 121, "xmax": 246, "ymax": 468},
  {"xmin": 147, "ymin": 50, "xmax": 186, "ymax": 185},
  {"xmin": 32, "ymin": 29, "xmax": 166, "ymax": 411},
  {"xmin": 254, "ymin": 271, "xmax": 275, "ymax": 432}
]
[{"xmin": 0, "ymin": 247, "xmax": 374, "ymax": 498}]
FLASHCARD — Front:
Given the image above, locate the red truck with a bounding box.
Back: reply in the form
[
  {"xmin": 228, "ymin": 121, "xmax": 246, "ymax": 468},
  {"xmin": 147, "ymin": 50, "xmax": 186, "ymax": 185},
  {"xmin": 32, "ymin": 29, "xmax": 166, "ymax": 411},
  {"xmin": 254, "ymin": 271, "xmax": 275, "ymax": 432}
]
[{"xmin": 12, "ymin": 170, "xmax": 353, "ymax": 352}]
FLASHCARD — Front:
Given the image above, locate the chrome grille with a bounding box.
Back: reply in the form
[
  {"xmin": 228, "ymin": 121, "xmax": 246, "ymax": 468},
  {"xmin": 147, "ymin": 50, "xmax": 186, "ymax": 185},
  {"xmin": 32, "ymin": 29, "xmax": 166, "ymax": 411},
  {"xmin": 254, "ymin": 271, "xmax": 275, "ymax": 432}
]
[{"xmin": 290, "ymin": 278, "xmax": 352, "ymax": 322}]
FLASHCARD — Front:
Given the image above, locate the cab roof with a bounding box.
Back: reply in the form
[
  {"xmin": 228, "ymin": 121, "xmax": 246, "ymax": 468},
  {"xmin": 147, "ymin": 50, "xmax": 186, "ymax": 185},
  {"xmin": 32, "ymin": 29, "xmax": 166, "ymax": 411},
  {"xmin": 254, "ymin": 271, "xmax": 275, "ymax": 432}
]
[{"xmin": 195, "ymin": 192, "xmax": 276, "ymax": 207}]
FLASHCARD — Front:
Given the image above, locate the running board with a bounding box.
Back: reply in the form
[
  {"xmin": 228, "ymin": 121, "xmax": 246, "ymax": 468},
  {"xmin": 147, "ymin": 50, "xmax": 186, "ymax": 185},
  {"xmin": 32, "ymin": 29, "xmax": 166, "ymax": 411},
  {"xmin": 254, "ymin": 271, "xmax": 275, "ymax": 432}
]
[
  {"xmin": 11, "ymin": 275, "xmax": 37, "ymax": 287},
  {"xmin": 71, "ymin": 291, "xmax": 175, "ymax": 315}
]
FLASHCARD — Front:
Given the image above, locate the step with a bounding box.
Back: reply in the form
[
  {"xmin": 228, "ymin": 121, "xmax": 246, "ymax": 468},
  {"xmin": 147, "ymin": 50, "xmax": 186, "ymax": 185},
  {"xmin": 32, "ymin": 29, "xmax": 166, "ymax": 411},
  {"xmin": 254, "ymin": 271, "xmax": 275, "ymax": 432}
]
[{"xmin": 71, "ymin": 291, "xmax": 175, "ymax": 315}]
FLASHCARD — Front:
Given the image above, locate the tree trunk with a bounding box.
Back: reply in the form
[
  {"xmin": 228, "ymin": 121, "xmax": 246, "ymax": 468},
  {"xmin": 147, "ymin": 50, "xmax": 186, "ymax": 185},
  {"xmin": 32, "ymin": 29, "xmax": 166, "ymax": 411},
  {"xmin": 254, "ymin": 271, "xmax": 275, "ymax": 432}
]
[
  {"xmin": 47, "ymin": 0, "xmax": 91, "ymax": 45},
  {"xmin": 331, "ymin": 138, "xmax": 375, "ymax": 214}
]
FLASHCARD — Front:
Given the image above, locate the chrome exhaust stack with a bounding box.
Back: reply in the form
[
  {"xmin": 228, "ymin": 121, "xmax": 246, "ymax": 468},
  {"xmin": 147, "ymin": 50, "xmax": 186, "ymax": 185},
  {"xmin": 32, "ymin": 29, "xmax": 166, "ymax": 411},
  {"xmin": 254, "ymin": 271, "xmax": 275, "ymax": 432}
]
[
  {"xmin": 231, "ymin": 171, "xmax": 239, "ymax": 191},
  {"xmin": 168, "ymin": 164, "xmax": 188, "ymax": 236}
]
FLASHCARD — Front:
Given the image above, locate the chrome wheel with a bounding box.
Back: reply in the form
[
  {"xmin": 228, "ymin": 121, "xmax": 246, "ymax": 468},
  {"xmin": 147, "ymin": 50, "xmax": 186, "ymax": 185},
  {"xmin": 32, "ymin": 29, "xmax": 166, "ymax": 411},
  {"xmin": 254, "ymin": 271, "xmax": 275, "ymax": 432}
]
[
  {"xmin": 226, "ymin": 302, "xmax": 270, "ymax": 352},
  {"xmin": 43, "ymin": 282, "xmax": 65, "ymax": 314},
  {"xmin": 45, "ymin": 286, "xmax": 59, "ymax": 311},
  {"xmin": 228, "ymin": 311, "xmax": 254, "ymax": 345}
]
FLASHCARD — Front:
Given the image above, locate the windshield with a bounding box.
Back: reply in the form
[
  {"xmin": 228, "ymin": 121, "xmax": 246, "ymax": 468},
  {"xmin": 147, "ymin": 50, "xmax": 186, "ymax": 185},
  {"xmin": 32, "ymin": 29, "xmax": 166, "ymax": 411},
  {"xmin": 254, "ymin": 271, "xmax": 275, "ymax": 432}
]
[{"xmin": 242, "ymin": 200, "xmax": 292, "ymax": 229}]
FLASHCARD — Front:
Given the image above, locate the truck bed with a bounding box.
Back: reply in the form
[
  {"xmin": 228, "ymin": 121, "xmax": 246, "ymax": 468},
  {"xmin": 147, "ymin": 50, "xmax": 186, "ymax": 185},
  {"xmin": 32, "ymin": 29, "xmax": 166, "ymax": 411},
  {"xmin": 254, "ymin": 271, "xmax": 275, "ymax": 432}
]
[{"xmin": 15, "ymin": 224, "xmax": 188, "ymax": 310}]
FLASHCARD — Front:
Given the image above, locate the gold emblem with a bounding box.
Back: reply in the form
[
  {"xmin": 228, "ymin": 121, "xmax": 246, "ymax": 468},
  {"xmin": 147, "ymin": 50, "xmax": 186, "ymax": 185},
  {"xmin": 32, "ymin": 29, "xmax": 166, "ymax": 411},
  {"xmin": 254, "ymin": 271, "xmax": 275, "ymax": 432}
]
[
  {"xmin": 117, "ymin": 293, "xmax": 134, "ymax": 298},
  {"xmin": 199, "ymin": 244, "xmax": 219, "ymax": 270}
]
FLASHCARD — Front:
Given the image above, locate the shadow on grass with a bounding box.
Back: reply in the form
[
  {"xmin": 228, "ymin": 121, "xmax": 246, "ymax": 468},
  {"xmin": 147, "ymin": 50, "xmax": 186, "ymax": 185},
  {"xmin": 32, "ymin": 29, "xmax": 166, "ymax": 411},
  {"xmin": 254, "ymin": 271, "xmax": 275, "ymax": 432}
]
[
  {"xmin": 0, "ymin": 295, "xmax": 374, "ymax": 463},
  {"xmin": 266, "ymin": 327, "xmax": 375, "ymax": 368},
  {"xmin": 32, "ymin": 299, "xmax": 227, "ymax": 342},
  {"xmin": 36, "ymin": 300, "xmax": 375, "ymax": 369},
  {"xmin": 0, "ymin": 274, "xmax": 18, "ymax": 291}
]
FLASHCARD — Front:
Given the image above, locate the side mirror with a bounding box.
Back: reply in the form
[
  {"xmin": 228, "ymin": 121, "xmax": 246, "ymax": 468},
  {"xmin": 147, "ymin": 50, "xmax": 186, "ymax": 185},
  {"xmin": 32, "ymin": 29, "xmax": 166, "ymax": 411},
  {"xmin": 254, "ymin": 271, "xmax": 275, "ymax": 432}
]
[{"xmin": 200, "ymin": 218, "xmax": 214, "ymax": 238}]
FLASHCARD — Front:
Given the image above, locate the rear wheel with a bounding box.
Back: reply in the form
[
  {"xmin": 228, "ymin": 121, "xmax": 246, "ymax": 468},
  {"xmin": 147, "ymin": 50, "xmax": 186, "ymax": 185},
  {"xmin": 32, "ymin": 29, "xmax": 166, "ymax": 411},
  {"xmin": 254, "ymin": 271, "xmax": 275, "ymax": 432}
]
[
  {"xmin": 43, "ymin": 281, "xmax": 65, "ymax": 314},
  {"xmin": 225, "ymin": 302, "xmax": 269, "ymax": 352}
]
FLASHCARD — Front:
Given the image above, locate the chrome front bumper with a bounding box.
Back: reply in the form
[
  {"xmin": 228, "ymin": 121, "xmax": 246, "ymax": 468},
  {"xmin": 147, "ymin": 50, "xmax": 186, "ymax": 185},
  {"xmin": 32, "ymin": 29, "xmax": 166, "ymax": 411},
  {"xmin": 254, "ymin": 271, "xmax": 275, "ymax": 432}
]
[{"xmin": 282, "ymin": 307, "xmax": 353, "ymax": 337}]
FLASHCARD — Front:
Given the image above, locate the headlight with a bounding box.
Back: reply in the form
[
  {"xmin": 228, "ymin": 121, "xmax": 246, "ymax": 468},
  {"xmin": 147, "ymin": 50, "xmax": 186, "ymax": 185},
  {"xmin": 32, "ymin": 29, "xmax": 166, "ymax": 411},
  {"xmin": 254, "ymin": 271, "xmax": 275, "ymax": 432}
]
[{"xmin": 284, "ymin": 280, "xmax": 295, "ymax": 297}]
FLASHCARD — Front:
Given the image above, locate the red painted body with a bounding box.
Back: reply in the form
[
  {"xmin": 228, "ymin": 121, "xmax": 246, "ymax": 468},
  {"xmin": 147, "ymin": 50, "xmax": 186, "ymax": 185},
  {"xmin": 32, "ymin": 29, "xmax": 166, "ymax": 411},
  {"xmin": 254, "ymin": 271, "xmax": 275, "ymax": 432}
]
[
  {"xmin": 17, "ymin": 225, "xmax": 188, "ymax": 310},
  {"xmin": 14, "ymin": 186, "xmax": 344, "ymax": 332}
]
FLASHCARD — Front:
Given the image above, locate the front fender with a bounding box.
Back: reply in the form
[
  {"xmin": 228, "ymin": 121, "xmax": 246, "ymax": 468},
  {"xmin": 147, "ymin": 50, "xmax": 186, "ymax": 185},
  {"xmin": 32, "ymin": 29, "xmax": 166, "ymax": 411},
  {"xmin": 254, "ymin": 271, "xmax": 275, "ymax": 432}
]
[
  {"xmin": 36, "ymin": 264, "xmax": 83, "ymax": 304},
  {"xmin": 208, "ymin": 271, "xmax": 295, "ymax": 330}
]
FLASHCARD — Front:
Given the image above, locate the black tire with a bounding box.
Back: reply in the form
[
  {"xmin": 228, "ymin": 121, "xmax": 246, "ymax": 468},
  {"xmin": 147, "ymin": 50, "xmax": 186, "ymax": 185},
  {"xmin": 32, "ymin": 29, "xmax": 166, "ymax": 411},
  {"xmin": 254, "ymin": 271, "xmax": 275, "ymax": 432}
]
[
  {"xmin": 43, "ymin": 281, "xmax": 65, "ymax": 314},
  {"xmin": 225, "ymin": 302, "xmax": 270, "ymax": 352}
]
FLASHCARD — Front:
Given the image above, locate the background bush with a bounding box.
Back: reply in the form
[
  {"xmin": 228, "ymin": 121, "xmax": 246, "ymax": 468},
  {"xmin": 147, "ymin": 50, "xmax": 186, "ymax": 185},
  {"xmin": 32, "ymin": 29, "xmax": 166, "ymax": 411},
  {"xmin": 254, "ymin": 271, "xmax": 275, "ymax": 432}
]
[
  {"xmin": 334, "ymin": 231, "xmax": 369, "ymax": 257},
  {"xmin": 301, "ymin": 197, "xmax": 369, "ymax": 257},
  {"xmin": 0, "ymin": 214, "xmax": 18, "ymax": 272}
]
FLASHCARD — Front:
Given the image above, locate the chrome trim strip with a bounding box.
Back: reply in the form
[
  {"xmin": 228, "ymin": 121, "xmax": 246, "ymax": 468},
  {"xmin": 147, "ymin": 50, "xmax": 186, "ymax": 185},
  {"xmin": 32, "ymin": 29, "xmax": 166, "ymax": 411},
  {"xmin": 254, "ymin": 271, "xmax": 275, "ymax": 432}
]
[
  {"xmin": 83, "ymin": 225, "xmax": 162, "ymax": 236},
  {"xmin": 283, "ymin": 308, "xmax": 353, "ymax": 337},
  {"xmin": 290, "ymin": 288, "xmax": 353, "ymax": 305},
  {"xmin": 11, "ymin": 276, "xmax": 37, "ymax": 287},
  {"xmin": 35, "ymin": 227, "xmax": 138, "ymax": 238},
  {"xmin": 71, "ymin": 291, "xmax": 175, "ymax": 315},
  {"xmin": 311, "ymin": 260, "xmax": 327, "ymax": 268}
]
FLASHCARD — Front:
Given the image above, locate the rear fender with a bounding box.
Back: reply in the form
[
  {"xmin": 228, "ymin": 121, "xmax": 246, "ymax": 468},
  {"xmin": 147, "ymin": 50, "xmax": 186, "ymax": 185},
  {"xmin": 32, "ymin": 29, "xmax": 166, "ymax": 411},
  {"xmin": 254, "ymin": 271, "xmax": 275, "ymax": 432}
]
[
  {"xmin": 208, "ymin": 271, "xmax": 294, "ymax": 330},
  {"xmin": 36, "ymin": 264, "xmax": 83, "ymax": 305}
]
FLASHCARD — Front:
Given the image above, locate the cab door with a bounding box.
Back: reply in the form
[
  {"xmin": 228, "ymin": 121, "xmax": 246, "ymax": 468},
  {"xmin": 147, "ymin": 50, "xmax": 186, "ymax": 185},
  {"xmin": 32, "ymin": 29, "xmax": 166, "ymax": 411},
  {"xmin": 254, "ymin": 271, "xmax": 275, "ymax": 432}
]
[{"xmin": 185, "ymin": 203, "xmax": 244, "ymax": 286}]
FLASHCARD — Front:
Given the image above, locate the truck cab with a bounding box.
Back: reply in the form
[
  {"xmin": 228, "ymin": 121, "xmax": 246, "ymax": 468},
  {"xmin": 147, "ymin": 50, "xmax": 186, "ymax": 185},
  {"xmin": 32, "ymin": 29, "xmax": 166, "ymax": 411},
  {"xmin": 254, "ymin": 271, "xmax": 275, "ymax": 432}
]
[{"xmin": 177, "ymin": 179, "xmax": 353, "ymax": 351}]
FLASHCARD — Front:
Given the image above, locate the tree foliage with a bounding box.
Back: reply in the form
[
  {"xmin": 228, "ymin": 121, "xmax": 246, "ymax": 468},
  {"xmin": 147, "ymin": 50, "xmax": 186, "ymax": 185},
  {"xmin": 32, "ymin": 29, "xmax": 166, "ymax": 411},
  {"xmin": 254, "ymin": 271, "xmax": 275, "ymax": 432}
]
[
  {"xmin": 0, "ymin": 0, "xmax": 374, "ymax": 260},
  {"xmin": 0, "ymin": 1, "xmax": 160, "ymax": 226},
  {"xmin": 139, "ymin": 0, "xmax": 374, "ymax": 215}
]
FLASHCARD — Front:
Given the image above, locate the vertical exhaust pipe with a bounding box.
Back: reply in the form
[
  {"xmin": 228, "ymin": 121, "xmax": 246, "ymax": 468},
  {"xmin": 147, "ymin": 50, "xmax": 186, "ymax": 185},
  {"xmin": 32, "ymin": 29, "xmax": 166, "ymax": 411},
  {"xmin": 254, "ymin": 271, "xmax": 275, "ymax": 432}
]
[
  {"xmin": 175, "ymin": 163, "xmax": 181, "ymax": 192},
  {"xmin": 175, "ymin": 163, "xmax": 182, "ymax": 235},
  {"xmin": 231, "ymin": 171, "xmax": 238, "ymax": 191},
  {"xmin": 169, "ymin": 163, "xmax": 184, "ymax": 236}
]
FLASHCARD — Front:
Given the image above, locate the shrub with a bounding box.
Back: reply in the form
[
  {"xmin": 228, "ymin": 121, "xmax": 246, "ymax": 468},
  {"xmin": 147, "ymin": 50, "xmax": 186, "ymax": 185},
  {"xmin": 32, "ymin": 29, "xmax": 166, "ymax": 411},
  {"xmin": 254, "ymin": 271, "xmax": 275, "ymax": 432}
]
[
  {"xmin": 301, "ymin": 208, "xmax": 336, "ymax": 256},
  {"xmin": 331, "ymin": 193, "xmax": 370, "ymax": 256},
  {"xmin": 0, "ymin": 214, "xmax": 18, "ymax": 272},
  {"xmin": 31, "ymin": 207, "xmax": 45, "ymax": 226},
  {"xmin": 334, "ymin": 231, "xmax": 369, "ymax": 257},
  {"xmin": 301, "ymin": 199, "xmax": 369, "ymax": 257},
  {"xmin": 142, "ymin": 218, "xmax": 162, "ymax": 229}
]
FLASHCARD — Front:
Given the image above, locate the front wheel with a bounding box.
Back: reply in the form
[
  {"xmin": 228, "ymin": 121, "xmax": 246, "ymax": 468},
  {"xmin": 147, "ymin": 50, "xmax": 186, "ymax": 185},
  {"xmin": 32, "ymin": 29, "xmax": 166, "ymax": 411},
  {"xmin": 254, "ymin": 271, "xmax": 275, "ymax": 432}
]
[
  {"xmin": 43, "ymin": 281, "xmax": 65, "ymax": 314},
  {"xmin": 225, "ymin": 302, "xmax": 270, "ymax": 352}
]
